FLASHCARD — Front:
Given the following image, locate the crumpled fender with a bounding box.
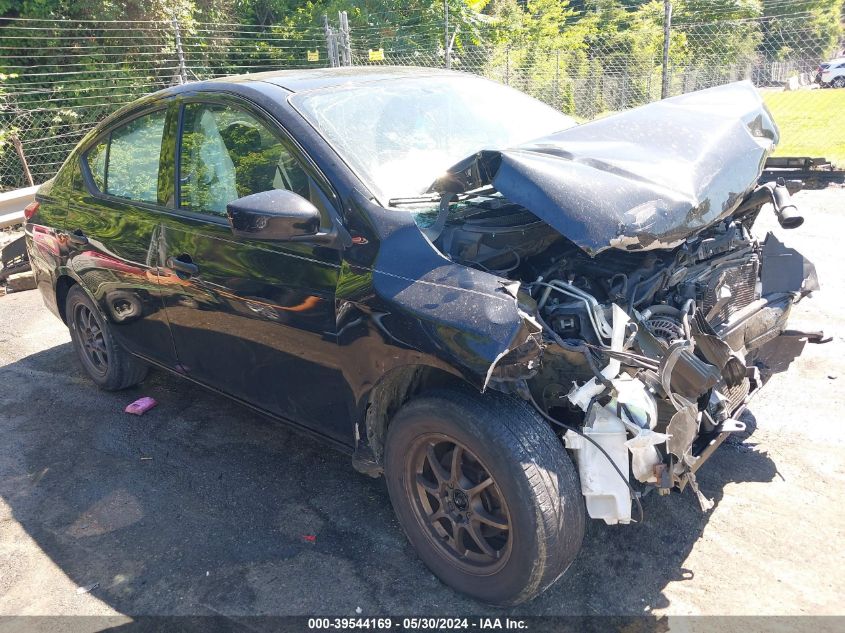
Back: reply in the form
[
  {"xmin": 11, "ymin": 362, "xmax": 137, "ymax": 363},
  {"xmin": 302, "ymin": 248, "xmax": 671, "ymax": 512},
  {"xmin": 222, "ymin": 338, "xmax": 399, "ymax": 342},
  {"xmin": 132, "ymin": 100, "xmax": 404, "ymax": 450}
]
[{"xmin": 365, "ymin": 201, "xmax": 542, "ymax": 390}]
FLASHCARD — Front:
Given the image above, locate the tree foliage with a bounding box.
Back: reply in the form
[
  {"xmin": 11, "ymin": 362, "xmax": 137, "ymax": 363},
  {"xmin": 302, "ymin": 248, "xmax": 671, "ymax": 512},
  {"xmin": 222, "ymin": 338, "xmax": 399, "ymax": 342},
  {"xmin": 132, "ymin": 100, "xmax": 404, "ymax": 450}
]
[{"xmin": 1, "ymin": 0, "xmax": 843, "ymax": 188}]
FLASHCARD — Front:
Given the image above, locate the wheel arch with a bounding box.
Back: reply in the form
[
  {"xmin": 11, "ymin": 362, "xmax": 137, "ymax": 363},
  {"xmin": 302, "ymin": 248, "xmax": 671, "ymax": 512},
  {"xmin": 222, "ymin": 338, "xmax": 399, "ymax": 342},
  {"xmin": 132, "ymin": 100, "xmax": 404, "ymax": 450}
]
[
  {"xmin": 55, "ymin": 273, "xmax": 80, "ymax": 324},
  {"xmin": 352, "ymin": 363, "xmax": 475, "ymax": 477}
]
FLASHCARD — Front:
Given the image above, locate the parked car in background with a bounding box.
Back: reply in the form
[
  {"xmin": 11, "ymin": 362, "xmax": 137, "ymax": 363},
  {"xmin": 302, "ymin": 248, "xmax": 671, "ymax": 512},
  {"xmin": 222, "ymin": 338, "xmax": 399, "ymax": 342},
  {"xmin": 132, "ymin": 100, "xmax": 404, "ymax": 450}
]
[
  {"xmin": 24, "ymin": 69, "xmax": 820, "ymax": 605},
  {"xmin": 817, "ymin": 57, "xmax": 845, "ymax": 87}
]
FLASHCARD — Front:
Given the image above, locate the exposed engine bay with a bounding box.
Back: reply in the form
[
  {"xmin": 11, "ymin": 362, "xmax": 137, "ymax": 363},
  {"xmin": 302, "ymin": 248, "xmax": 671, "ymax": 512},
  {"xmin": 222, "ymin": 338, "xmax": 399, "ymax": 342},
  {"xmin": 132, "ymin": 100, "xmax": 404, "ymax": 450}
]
[
  {"xmin": 384, "ymin": 82, "xmax": 827, "ymax": 525},
  {"xmin": 416, "ymin": 178, "xmax": 820, "ymax": 525}
]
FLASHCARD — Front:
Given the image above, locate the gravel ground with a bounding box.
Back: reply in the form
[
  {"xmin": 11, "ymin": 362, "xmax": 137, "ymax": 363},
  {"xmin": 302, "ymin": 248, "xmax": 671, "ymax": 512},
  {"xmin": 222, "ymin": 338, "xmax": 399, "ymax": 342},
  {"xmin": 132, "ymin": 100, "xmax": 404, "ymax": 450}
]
[{"xmin": 0, "ymin": 188, "xmax": 843, "ymax": 619}]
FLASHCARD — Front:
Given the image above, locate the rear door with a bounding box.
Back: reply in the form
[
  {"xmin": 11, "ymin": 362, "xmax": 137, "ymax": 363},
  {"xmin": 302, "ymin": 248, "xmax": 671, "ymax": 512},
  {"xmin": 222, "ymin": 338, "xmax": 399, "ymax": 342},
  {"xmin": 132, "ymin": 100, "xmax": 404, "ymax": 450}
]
[
  {"xmin": 66, "ymin": 103, "xmax": 178, "ymax": 366},
  {"xmin": 156, "ymin": 95, "xmax": 353, "ymax": 443}
]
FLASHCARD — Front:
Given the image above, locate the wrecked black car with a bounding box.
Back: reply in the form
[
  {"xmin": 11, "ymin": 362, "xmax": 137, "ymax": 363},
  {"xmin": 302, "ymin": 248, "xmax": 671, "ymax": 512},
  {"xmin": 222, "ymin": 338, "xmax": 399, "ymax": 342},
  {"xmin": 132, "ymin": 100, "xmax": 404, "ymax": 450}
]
[{"xmin": 25, "ymin": 68, "xmax": 819, "ymax": 605}]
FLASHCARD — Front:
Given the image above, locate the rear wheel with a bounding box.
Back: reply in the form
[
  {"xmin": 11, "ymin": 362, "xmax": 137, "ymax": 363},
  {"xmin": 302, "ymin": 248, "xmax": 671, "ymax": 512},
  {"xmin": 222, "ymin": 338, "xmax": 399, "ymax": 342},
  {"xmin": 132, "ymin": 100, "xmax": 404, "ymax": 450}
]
[
  {"xmin": 384, "ymin": 388, "xmax": 584, "ymax": 605},
  {"xmin": 66, "ymin": 285, "xmax": 148, "ymax": 390},
  {"xmin": 833, "ymin": 76, "xmax": 845, "ymax": 88}
]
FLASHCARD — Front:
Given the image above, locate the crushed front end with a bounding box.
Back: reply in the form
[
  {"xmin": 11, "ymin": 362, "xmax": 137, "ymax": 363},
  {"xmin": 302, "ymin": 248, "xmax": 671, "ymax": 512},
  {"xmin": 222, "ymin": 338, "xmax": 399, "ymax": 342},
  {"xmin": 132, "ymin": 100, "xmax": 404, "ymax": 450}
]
[
  {"xmin": 420, "ymin": 82, "xmax": 823, "ymax": 524},
  {"xmin": 519, "ymin": 189, "xmax": 820, "ymax": 522}
]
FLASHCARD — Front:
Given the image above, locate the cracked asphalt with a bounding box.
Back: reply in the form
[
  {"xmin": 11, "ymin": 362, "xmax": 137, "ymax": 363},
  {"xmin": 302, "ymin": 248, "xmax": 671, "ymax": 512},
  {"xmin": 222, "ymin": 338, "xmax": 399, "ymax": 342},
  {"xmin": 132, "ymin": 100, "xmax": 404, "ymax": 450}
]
[{"xmin": 0, "ymin": 188, "xmax": 843, "ymax": 619}]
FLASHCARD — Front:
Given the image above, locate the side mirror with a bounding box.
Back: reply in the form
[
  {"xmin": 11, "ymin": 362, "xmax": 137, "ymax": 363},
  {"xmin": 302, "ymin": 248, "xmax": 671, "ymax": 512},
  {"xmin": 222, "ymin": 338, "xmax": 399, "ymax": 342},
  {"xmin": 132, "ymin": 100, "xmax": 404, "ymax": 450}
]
[{"xmin": 226, "ymin": 189, "xmax": 321, "ymax": 241}]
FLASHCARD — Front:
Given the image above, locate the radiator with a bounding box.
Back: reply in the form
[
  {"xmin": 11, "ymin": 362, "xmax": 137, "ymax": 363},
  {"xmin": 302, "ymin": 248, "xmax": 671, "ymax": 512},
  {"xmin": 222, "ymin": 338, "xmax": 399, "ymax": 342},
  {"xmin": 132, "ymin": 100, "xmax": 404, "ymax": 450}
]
[{"xmin": 700, "ymin": 256, "xmax": 760, "ymax": 326}]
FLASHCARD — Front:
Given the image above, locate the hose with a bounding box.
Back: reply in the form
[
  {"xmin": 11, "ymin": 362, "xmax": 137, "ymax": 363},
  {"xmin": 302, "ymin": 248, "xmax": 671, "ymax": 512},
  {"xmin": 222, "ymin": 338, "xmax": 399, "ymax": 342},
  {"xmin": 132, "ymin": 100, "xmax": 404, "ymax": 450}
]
[{"xmin": 533, "ymin": 280, "xmax": 613, "ymax": 342}]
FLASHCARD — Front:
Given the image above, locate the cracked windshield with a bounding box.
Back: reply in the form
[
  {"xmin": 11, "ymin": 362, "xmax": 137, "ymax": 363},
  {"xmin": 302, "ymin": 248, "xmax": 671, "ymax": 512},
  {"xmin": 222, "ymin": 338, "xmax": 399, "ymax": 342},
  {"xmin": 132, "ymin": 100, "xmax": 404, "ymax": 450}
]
[{"xmin": 292, "ymin": 74, "xmax": 577, "ymax": 206}]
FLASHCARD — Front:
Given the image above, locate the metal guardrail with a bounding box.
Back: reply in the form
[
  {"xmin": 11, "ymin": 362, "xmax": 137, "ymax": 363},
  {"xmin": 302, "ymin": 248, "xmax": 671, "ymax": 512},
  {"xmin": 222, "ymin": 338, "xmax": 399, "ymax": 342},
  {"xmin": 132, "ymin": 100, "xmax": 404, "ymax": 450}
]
[{"xmin": 0, "ymin": 185, "xmax": 37, "ymax": 229}]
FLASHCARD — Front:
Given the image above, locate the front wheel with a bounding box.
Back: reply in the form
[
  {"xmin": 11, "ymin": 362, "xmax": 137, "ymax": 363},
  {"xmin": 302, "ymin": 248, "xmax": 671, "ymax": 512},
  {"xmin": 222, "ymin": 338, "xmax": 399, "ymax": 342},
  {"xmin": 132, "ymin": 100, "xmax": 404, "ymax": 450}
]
[
  {"xmin": 832, "ymin": 77, "xmax": 845, "ymax": 88},
  {"xmin": 384, "ymin": 388, "xmax": 584, "ymax": 605}
]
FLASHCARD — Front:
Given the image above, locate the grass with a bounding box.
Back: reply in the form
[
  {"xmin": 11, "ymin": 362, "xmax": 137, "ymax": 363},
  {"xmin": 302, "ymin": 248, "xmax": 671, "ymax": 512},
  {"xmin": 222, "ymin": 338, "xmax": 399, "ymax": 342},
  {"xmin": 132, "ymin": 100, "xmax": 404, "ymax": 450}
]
[{"xmin": 762, "ymin": 88, "xmax": 845, "ymax": 167}]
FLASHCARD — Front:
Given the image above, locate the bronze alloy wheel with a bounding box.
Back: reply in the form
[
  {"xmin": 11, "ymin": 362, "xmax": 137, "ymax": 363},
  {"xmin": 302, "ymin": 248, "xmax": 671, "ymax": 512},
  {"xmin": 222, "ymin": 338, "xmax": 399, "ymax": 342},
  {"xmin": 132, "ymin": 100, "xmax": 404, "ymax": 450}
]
[
  {"xmin": 73, "ymin": 302, "xmax": 109, "ymax": 376},
  {"xmin": 404, "ymin": 433, "xmax": 513, "ymax": 574}
]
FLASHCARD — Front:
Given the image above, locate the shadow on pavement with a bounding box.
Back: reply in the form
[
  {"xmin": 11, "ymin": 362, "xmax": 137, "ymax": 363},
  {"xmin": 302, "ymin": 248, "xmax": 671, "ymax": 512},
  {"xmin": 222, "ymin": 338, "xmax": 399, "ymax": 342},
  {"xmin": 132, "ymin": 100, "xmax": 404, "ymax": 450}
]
[{"xmin": 0, "ymin": 342, "xmax": 779, "ymax": 616}]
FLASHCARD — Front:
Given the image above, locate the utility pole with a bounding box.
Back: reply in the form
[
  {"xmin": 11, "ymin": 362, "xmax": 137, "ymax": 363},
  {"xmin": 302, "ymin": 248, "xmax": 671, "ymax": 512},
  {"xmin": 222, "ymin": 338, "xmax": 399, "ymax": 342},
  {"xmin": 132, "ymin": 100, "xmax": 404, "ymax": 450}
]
[
  {"xmin": 661, "ymin": 0, "xmax": 672, "ymax": 99},
  {"xmin": 444, "ymin": 0, "xmax": 451, "ymax": 69}
]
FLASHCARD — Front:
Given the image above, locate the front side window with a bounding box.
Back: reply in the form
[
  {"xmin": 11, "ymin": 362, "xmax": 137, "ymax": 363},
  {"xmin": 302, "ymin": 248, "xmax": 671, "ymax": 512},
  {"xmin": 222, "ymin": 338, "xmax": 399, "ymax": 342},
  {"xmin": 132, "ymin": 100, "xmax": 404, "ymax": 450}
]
[
  {"xmin": 84, "ymin": 110, "xmax": 167, "ymax": 204},
  {"xmin": 178, "ymin": 103, "xmax": 309, "ymax": 216}
]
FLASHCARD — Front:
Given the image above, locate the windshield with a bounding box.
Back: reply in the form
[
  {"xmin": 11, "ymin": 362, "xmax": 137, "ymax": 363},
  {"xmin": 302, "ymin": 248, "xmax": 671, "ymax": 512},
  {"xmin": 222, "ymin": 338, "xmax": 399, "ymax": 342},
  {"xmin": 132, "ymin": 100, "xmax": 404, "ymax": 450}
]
[{"xmin": 291, "ymin": 74, "xmax": 577, "ymax": 204}]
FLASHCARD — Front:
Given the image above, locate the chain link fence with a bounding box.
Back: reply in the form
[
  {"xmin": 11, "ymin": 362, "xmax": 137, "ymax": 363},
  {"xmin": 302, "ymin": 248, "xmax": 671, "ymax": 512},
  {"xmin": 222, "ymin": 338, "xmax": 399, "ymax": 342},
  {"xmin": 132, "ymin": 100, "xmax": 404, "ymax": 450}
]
[
  {"xmin": 1, "ymin": 8, "xmax": 843, "ymax": 192},
  {"xmin": 0, "ymin": 18, "xmax": 331, "ymax": 191}
]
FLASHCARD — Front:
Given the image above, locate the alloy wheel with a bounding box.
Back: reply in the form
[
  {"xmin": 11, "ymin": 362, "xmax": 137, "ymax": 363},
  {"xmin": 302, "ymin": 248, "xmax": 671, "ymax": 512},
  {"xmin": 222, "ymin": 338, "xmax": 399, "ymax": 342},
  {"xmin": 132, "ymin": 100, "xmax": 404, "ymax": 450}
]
[
  {"xmin": 74, "ymin": 303, "xmax": 109, "ymax": 375},
  {"xmin": 405, "ymin": 433, "xmax": 513, "ymax": 574}
]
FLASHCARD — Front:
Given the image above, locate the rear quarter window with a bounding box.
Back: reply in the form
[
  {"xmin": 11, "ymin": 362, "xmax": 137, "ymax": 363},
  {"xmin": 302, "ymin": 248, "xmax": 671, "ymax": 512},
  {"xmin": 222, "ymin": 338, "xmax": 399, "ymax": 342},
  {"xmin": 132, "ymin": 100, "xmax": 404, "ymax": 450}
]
[
  {"xmin": 106, "ymin": 110, "xmax": 167, "ymax": 203},
  {"xmin": 86, "ymin": 140, "xmax": 107, "ymax": 191}
]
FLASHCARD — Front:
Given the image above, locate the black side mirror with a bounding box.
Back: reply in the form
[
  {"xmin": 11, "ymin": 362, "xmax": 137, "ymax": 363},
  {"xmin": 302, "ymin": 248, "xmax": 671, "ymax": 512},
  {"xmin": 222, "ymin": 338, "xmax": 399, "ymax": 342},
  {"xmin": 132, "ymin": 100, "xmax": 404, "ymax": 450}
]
[{"xmin": 226, "ymin": 190, "xmax": 321, "ymax": 241}]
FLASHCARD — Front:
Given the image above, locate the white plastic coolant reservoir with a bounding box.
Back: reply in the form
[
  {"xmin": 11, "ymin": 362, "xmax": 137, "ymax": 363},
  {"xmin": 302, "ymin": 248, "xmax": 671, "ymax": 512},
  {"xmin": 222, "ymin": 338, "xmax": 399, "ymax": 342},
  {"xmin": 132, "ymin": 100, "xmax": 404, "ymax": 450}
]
[{"xmin": 566, "ymin": 404, "xmax": 632, "ymax": 525}]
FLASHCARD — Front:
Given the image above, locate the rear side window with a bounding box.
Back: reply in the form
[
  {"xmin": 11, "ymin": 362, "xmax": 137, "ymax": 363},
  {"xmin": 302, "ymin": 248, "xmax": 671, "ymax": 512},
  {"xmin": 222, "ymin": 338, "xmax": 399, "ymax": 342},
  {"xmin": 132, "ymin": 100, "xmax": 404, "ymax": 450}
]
[
  {"xmin": 84, "ymin": 109, "xmax": 168, "ymax": 204},
  {"xmin": 178, "ymin": 103, "xmax": 309, "ymax": 216}
]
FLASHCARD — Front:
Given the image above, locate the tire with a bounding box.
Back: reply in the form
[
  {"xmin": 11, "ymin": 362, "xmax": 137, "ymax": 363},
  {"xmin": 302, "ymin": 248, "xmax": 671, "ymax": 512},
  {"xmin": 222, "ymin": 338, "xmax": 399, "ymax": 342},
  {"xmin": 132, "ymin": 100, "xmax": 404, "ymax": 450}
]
[
  {"xmin": 66, "ymin": 285, "xmax": 148, "ymax": 391},
  {"xmin": 833, "ymin": 77, "xmax": 845, "ymax": 88},
  {"xmin": 384, "ymin": 388, "xmax": 585, "ymax": 605}
]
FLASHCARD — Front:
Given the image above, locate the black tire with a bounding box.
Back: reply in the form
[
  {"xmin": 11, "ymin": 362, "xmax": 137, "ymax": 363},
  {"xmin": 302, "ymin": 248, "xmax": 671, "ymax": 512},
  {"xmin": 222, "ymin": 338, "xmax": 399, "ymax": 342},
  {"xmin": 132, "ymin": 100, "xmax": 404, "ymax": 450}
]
[
  {"xmin": 833, "ymin": 76, "xmax": 845, "ymax": 88},
  {"xmin": 66, "ymin": 285, "xmax": 148, "ymax": 391},
  {"xmin": 384, "ymin": 388, "xmax": 585, "ymax": 606}
]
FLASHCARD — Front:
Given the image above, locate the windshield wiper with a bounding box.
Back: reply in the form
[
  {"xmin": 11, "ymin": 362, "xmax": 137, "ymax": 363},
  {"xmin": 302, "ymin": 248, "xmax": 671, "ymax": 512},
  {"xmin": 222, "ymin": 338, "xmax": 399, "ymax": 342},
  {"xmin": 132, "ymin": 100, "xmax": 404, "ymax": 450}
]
[
  {"xmin": 388, "ymin": 194, "xmax": 442, "ymax": 207},
  {"xmin": 389, "ymin": 186, "xmax": 499, "ymax": 208}
]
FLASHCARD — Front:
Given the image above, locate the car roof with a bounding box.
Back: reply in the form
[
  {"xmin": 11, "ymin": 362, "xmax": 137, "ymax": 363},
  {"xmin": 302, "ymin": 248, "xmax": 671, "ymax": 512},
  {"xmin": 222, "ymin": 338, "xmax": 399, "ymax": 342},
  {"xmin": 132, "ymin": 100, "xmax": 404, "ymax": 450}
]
[{"xmin": 202, "ymin": 65, "xmax": 466, "ymax": 93}]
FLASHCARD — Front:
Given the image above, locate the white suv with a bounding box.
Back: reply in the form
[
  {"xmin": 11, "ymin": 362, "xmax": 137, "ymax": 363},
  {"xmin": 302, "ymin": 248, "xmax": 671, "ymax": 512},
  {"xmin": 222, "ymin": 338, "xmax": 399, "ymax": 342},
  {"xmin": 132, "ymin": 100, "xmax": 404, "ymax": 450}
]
[{"xmin": 819, "ymin": 57, "xmax": 845, "ymax": 87}]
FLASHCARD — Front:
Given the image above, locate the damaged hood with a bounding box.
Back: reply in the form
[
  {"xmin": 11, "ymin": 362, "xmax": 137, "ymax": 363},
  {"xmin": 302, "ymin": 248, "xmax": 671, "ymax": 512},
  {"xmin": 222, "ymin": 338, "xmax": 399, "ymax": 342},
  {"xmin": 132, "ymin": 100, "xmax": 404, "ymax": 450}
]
[{"xmin": 431, "ymin": 81, "xmax": 778, "ymax": 256}]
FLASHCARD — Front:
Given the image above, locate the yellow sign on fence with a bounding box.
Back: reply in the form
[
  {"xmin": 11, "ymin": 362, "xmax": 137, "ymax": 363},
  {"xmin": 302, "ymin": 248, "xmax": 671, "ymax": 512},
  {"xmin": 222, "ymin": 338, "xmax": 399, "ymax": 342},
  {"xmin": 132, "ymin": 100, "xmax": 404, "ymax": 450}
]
[
  {"xmin": 307, "ymin": 50, "xmax": 319, "ymax": 62},
  {"xmin": 368, "ymin": 49, "xmax": 385, "ymax": 62}
]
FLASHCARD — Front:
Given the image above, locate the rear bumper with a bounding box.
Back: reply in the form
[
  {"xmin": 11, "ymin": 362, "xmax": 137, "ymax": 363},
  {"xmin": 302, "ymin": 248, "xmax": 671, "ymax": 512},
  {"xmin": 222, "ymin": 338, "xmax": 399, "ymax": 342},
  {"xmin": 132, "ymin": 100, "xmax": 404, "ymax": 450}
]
[{"xmin": 24, "ymin": 229, "xmax": 63, "ymax": 321}]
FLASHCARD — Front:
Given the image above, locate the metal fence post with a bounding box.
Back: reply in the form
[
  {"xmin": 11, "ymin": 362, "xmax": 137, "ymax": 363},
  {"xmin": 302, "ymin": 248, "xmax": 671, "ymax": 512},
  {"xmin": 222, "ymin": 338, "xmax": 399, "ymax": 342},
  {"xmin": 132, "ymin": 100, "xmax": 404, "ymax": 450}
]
[
  {"xmin": 172, "ymin": 17, "xmax": 188, "ymax": 85},
  {"xmin": 443, "ymin": 0, "xmax": 451, "ymax": 69},
  {"xmin": 338, "ymin": 11, "xmax": 351, "ymax": 66},
  {"xmin": 505, "ymin": 46, "xmax": 510, "ymax": 85},
  {"xmin": 661, "ymin": 0, "xmax": 672, "ymax": 99},
  {"xmin": 323, "ymin": 14, "xmax": 338, "ymax": 67},
  {"xmin": 622, "ymin": 55, "xmax": 628, "ymax": 109},
  {"xmin": 554, "ymin": 50, "xmax": 560, "ymax": 107}
]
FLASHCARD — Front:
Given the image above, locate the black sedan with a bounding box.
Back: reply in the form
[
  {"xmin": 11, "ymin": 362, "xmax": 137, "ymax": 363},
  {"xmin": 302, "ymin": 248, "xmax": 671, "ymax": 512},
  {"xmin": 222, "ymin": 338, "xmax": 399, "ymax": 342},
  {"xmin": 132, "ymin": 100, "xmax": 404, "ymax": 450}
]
[{"xmin": 24, "ymin": 67, "xmax": 819, "ymax": 605}]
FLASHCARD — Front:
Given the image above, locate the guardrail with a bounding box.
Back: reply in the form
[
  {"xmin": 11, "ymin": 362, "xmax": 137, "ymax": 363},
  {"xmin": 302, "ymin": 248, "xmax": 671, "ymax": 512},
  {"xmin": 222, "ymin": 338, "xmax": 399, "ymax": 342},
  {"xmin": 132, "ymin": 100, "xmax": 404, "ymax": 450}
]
[{"xmin": 0, "ymin": 185, "xmax": 38, "ymax": 229}]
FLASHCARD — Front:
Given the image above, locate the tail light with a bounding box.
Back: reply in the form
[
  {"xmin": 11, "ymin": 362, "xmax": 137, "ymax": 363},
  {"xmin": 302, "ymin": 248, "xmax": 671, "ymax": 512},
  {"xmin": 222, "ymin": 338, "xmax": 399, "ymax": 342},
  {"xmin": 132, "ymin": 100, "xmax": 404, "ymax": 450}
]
[{"xmin": 23, "ymin": 201, "xmax": 40, "ymax": 221}]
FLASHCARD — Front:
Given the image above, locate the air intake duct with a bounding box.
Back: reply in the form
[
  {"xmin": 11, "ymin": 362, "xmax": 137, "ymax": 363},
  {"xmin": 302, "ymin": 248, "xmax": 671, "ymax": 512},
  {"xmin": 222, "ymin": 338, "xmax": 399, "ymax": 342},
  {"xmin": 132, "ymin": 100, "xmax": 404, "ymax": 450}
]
[
  {"xmin": 771, "ymin": 177, "xmax": 804, "ymax": 229},
  {"xmin": 734, "ymin": 179, "xmax": 804, "ymax": 229}
]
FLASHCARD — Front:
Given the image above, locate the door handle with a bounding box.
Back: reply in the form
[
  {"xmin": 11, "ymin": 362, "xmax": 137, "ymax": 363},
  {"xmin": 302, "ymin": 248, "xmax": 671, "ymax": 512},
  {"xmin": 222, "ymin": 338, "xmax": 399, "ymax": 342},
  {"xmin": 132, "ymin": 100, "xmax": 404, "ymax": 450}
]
[
  {"xmin": 68, "ymin": 229, "xmax": 88, "ymax": 246},
  {"xmin": 167, "ymin": 255, "xmax": 199, "ymax": 276}
]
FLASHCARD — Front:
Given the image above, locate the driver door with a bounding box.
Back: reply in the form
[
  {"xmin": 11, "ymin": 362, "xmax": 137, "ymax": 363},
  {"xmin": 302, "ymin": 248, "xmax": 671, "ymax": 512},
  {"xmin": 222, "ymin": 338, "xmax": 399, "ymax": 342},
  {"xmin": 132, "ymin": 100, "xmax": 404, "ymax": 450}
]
[{"xmin": 156, "ymin": 96, "xmax": 353, "ymax": 443}]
